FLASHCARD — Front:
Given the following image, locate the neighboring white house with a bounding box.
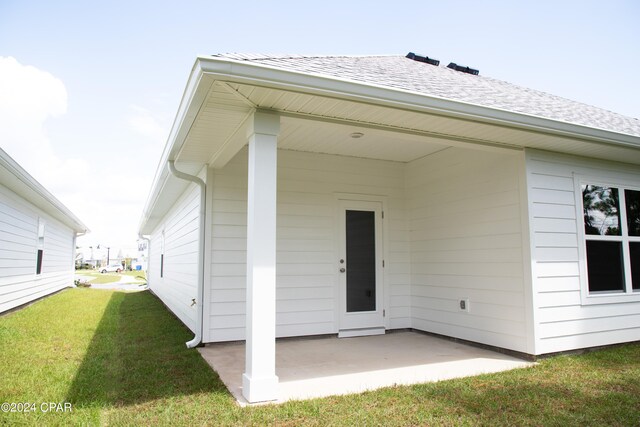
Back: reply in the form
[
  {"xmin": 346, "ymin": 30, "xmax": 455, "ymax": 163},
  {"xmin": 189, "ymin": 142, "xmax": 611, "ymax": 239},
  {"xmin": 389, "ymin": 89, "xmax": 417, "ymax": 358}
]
[
  {"xmin": 0, "ymin": 148, "xmax": 88, "ymax": 313},
  {"xmin": 134, "ymin": 239, "xmax": 149, "ymax": 271},
  {"xmin": 138, "ymin": 53, "xmax": 640, "ymax": 402}
]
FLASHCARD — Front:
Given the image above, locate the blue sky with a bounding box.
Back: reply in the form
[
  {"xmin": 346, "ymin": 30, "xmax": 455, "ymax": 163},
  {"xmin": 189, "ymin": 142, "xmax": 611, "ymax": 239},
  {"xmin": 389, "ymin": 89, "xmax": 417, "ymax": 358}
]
[{"xmin": 1, "ymin": 0, "xmax": 639, "ymax": 256}]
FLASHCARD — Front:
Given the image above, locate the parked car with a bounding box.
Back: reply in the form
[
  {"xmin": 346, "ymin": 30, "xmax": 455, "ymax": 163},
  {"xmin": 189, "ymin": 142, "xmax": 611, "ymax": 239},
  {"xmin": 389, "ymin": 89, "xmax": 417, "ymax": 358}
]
[{"xmin": 100, "ymin": 264, "xmax": 123, "ymax": 274}]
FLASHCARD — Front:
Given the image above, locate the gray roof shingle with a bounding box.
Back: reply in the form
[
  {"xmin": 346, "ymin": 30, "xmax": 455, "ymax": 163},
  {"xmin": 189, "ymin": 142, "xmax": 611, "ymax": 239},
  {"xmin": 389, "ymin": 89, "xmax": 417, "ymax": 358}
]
[{"xmin": 212, "ymin": 53, "xmax": 640, "ymax": 138}]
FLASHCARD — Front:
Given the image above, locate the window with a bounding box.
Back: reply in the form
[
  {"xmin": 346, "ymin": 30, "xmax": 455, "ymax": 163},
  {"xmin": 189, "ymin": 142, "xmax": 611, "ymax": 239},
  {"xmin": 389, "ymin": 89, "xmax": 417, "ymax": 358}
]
[
  {"xmin": 36, "ymin": 219, "xmax": 45, "ymax": 275},
  {"xmin": 627, "ymin": 189, "xmax": 640, "ymax": 291},
  {"xmin": 581, "ymin": 184, "xmax": 640, "ymax": 297},
  {"xmin": 160, "ymin": 231, "xmax": 165, "ymax": 278}
]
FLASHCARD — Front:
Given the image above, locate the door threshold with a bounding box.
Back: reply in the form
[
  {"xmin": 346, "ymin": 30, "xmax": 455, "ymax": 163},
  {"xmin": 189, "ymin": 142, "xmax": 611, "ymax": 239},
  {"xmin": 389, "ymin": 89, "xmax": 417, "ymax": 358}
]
[{"xmin": 338, "ymin": 327, "xmax": 385, "ymax": 338}]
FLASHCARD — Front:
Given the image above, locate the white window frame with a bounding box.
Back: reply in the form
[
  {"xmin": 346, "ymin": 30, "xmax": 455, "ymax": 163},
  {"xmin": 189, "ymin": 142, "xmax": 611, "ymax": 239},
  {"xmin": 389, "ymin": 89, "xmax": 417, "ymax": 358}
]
[
  {"xmin": 36, "ymin": 218, "xmax": 45, "ymax": 275},
  {"xmin": 575, "ymin": 174, "xmax": 640, "ymax": 305},
  {"xmin": 160, "ymin": 230, "xmax": 165, "ymax": 278}
]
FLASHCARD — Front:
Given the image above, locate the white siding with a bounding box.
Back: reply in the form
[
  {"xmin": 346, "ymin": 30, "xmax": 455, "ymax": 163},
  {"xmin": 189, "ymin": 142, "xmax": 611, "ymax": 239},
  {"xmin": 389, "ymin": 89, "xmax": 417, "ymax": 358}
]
[
  {"xmin": 0, "ymin": 184, "xmax": 75, "ymax": 313},
  {"xmin": 208, "ymin": 148, "xmax": 410, "ymax": 342},
  {"xmin": 407, "ymin": 147, "xmax": 529, "ymax": 352},
  {"xmin": 148, "ymin": 181, "xmax": 201, "ymax": 332},
  {"xmin": 526, "ymin": 149, "xmax": 640, "ymax": 354}
]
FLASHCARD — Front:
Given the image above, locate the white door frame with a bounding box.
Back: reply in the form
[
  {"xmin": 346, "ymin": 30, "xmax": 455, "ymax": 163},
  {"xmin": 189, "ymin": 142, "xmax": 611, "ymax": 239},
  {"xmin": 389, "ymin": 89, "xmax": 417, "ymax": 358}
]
[{"xmin": 336, "ymin": 196, "xmax": 385, "ymax": 337}]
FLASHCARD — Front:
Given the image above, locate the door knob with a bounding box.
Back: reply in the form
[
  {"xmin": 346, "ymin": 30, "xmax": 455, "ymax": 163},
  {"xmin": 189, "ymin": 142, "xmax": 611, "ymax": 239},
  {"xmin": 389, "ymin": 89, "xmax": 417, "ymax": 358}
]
[{"xmin": 339, "ymin": 268, "xmax": 346, "ymax": 273}]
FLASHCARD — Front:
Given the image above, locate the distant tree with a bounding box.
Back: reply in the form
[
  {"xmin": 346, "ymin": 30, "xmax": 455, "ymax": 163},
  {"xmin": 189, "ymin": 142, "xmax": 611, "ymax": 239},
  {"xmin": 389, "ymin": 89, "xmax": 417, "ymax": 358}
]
[
  {"xmin": 583, "ymin": 185, "xmax": 600, "ymax": 235},
  {"xmin": 582, "ymin": 185, "xmax": 620, "ymax": 236},
  {"xmin": 626, "ymin": 190, "xmax": 640, "ymax": 236}
]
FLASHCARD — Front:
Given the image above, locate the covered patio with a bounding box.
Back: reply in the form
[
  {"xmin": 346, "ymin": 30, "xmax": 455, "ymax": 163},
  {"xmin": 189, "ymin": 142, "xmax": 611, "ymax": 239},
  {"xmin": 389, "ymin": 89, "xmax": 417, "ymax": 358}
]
[
  {"xmin": 199, "ymin": 331, "xmax": 533, "ymax": 404},
  {"xmin": 142, "ymin": 54, "xmax": 640, "ymax": 404}
]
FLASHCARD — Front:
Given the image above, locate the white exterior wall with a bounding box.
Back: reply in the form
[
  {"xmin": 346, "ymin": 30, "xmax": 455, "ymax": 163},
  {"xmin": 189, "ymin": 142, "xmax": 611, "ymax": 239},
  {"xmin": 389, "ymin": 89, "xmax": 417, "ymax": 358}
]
[
  {"xmin": 148, "ymin": 181, "xmax": 201, "ymax": 332},
  {"xmin": 526, "ymin": 149, "xmax": 640, "ymax": 354},
  {"xmin": 407, "ymin": 147, "xmax": 530, "ymax": 353},
  {"xmin": 0, "ymin": 184, "xmax": 75, "ymax": 313},
  {"xmin": 208, "ymin": 148, "xmax": 410, "ymax": 342}
]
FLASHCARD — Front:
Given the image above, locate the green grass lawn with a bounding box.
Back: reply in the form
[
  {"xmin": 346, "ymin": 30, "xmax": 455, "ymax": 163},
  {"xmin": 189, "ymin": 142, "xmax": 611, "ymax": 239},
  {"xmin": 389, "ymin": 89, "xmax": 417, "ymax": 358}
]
[
  {"xmin": 1, "ymin": 289, "xmax": 639, "ymax": 426},
  {"xmin": 121, "ymin": 270, "xmax": 147, "ymax": 282},
  {"xmin": 80, "ymin": 273, "xmax": 121, "ymax": 285},
  {"xmin": 76, "ymin": 270, "xmax": 147, "ymax": 285}
]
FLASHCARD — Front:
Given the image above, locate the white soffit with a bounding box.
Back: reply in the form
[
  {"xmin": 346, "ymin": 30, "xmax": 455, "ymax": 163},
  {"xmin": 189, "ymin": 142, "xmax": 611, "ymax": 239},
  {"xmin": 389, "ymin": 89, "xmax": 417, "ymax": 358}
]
[
  {"xmin": 177, "ymin": 77, "xmax": 640, "ymax": 170},
  {"xmin": 279, "ymin": 116, "xmax": 449, "ymax": 162},
  {"xmin": 218, "ymin": 82, "xmax": 640, "ymax": 165},
  {"xmin": 177, "ymin": 82, "xmax": 253, "ymax": 163}
]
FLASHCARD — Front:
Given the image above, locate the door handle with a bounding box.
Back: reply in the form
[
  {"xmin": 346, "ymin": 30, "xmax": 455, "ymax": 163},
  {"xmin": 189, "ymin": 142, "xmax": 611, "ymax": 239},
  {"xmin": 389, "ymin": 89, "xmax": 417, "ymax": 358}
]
[{"xmin": 339, "ymin": 267, "xmax": 346, "ymax": 273}]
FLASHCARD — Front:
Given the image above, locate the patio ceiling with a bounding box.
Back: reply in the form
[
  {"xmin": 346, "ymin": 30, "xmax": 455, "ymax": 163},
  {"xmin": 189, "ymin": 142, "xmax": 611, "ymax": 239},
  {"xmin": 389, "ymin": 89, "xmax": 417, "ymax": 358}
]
[
  {"xmin": 176, "ymin": 79, "xmax": 640, "ymax": 168},
  {"xmin": 175, "ymin": 81, "xmax": 457, "ymax": 166}
]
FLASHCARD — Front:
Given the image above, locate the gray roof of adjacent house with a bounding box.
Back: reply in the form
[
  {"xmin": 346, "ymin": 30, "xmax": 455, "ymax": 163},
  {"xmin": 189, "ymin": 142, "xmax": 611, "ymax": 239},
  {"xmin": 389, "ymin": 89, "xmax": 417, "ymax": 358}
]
[{"xmin": 212, "ymin": 53, "xmax": 640, "ymax": 138}]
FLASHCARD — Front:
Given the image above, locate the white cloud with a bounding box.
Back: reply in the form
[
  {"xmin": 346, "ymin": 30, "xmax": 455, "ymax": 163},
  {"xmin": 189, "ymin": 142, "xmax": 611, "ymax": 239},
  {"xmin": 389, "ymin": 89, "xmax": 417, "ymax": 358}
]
[
  {"xmin": 0, "ymin": 57, "xmax": 165, "ymax": 257},
  {"xmin": 0, "ymin": 56, "xmax": 67, "ymax": 120},
  {"xmin": 0, "ymin": 56, "xmax": 89, "ymax": 196}
]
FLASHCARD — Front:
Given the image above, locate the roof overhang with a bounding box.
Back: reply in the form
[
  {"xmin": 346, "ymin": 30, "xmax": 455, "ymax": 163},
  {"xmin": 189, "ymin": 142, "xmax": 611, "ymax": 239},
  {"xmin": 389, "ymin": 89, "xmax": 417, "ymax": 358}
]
[
  {"xmin": 0, "ymin": 148, "xmax": 89, "ymax": 234},
  {"xmin": 138, "ymin": 55, "xmax": 640, "ymax": 234}
]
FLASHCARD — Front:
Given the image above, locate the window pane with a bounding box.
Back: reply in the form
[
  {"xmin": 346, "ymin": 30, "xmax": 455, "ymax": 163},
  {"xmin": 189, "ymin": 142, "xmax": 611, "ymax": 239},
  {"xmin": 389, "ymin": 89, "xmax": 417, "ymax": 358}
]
[
  {"xmin": 346, "ymin": 210, "xmax": 376, "ymax": 312},
  {"xmin": 631, "ymin": 242, "xmax": 640, "ymax": 291},
  {"xmin": 586, "ymin": 240, "xmax": 624, "ymax": 292},
  {"xmin": 582, "ymin": 185, "xmax": 621, "ymax": 236},
  {"xmin": 37, "ymin": 220, "xmax": 45, "ymax": 249},
  {"xmin": 626, "ymin": 189, "xmax": 640, "ymax": 237},
  {"xmin": 36, "ymin": 249, "xmax": 43, "ymax": 275}
]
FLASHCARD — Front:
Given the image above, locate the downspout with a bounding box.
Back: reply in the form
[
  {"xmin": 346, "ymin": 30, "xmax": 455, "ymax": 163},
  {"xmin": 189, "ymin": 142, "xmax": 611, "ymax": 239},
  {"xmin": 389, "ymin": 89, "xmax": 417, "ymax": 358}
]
[{"xmin": 167, "ymin": 160, "xmax": 206, "ymax": 348}]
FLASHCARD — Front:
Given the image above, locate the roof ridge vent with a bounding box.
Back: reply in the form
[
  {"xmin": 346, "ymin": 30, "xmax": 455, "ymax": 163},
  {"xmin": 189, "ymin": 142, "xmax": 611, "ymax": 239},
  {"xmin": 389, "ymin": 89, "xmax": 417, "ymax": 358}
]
[
  {"xmin": 447, "ymin": 62, "xmax": 479, "ymax": 75},
  {"xmin": 406, "ymin": 52, "xmax": 440, "ymax": 66}
]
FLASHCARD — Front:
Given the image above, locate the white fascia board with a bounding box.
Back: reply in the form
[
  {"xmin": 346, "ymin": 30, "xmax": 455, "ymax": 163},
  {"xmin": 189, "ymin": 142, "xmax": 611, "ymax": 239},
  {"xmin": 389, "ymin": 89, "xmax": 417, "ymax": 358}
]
[
  {"xmin": 137, "ymin": 162, "xmax": 170, "ymax": 235},
  {"xmin": 138, "ymin": 62, "xmax": 214, "ymax": 235},
  {"xmin": 197, "ymin": 56, "xmax": 640, "ymax": 150},
  {"xmin": 0, "ymin": 148, "xmax": 89, "ymax": 234}
]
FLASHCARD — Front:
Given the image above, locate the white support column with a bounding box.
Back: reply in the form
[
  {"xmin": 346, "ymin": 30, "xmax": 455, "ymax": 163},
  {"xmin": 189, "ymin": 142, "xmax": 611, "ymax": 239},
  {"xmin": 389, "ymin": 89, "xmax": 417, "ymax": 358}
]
[{"xmin": 242, "ymin": 110, "xmax": 280, "ymax": 403}]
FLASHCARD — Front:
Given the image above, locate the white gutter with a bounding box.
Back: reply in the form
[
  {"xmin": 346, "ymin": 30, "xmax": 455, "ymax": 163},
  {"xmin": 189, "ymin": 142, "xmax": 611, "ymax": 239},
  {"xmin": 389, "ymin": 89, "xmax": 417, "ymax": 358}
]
[
  {"xmin": 167, "ymin": 160, "xmax": 206, "ymax": 348},
  {"xmin": 138, "ymin": 66, "xmax": 213, "ymax": 235}
]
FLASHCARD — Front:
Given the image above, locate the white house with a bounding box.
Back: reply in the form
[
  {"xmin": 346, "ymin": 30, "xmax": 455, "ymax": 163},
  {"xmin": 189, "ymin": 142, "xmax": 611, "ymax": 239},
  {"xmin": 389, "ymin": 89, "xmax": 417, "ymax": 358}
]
[
  {"xmin": 132, "ymin": 239, "xmax": 149, "ymax": 271},
  {"xmin": 138, "ymin": 53, "xmax": 640, "ymax": 402},
  {"xmin": 0, "ymin": 148, "xmax": 88, "ymax": 313}
]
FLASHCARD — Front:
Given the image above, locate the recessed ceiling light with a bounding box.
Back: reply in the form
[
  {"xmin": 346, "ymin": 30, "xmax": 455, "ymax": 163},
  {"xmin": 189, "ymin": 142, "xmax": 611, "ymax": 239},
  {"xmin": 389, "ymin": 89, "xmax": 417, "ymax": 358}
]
[{"xmin": 350, "ymin": 132, "xmax": 364, "ymax": 139}]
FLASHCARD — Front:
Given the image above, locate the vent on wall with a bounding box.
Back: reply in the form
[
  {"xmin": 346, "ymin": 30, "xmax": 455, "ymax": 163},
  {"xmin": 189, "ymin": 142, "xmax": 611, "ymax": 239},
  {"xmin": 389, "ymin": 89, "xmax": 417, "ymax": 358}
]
[
  {"xmin": 447, "ymin": 62, "xmax": 479, "ymax": 75},
  {"xmin": 406, "ymin": 52, "xmax": 440, "ymax": 66}
]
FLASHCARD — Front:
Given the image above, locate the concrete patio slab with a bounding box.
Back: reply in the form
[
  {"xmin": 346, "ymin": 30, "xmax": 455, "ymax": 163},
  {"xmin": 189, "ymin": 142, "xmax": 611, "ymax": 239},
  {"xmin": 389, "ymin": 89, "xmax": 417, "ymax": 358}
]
[{"xmin": 198, "ymin": 331, "xmax": 534, "ymax": 404}]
